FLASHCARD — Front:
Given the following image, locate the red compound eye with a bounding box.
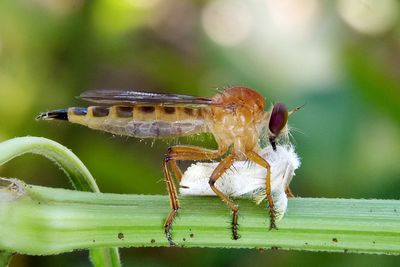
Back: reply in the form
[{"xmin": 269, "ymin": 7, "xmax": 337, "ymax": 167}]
[{"xmin": 269, "ymin": 102, "xmax": 288, "ymax": 136}]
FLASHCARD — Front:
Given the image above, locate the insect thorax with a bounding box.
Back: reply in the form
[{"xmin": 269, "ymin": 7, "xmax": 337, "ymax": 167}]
[{"xmin": 209, "ymin": 87, "xmax": 266, "ymax": 156}]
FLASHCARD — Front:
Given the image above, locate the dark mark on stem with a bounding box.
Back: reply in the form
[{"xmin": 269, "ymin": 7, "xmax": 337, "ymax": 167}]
[{"xmin": 118, "ymin": 232, "xmax": 124, "ymax": 240}]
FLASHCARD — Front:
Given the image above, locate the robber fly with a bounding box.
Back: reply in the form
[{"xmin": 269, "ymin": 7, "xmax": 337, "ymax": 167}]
[{"xmin": 37, "ymin": 86, "xmax": 300, "ymax": 244}]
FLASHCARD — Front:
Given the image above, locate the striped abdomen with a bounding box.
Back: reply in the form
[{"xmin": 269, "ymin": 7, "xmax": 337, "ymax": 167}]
[{"xmin": 40, "ymin": 105, "xmax": 210, "ymax": 138}]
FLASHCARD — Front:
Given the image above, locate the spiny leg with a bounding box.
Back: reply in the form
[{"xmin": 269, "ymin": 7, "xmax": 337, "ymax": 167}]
[
  {"xmin": 167, "ymin": 145, "xmax": 227, "ymax": 182},
  {"xmin": 163, "ymin": 145, "xmax": 225, "ymax": 245},
  {"xmin": 208, "ymin": 154, "xmax": 240, "ymax": 239},
  {"xmin": 245, "ymin": 150, "xmax": 277, "ymax": 230},
  {"xmin": 167, "ymin": 146, "xmax": 221, "ymax": 194},
  {"xmin": 162, "ymin": 159, "xmax": 180, "ymax": 245}
]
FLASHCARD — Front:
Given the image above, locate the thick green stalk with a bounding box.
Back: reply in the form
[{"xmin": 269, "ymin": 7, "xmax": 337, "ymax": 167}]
[
  {"xmin": 1, "ymin": 178, "xmax": 399, "ymax": 255},
  {"xmin": 0, "ymin": 137, "xmax": 120, "ymax": 267}
]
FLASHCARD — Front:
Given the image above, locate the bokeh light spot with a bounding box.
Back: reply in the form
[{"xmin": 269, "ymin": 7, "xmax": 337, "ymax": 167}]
[
  {"xmin": 266, "ymin": 0, "xmax": 320, "ymax": 37},
  {"xmin": 201, "ymin": 0, "xmax": 253, "ymax": 47},
  {"xmin": 337, "ymin": 0, "xmax": 399, "ymax": 36}
]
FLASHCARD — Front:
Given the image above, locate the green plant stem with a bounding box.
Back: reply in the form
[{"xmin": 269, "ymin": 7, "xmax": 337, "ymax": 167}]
[
  {"xmin": 0, "ymin": 137, "xmax": 120, "ymax": 267},
  {"xmin": 0, "ymin": 137, "xmax": 99, "ymax": 192},
  {"xmin": 1, "ymin": 178, "xmax": 399, "ymax": 255}
]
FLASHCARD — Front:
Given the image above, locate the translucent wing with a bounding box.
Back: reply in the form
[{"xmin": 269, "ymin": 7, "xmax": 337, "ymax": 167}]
[{"xmin": 78, "ymin": 89, "xmax": 213, "ymax": 107}]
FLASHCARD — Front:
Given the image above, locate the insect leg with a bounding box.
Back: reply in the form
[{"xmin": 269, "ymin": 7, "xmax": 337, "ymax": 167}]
[
  {"xmin": 162, "ymin": 158, "xmax": 180, "ymax": 246},
  {"xmin": 208, "ymin": 154, "xmax": 240, "ymax": 239},
  {"xmin": 245, "ymin": 150, "xmax": 277, "ymax": 230},
  {"xmin": 169, "ymin": 160, "xmax": 183, "ymax": 182},
  {"xmin": 163, "ymin": 145, "xmax": 225, "ymax": 245},
  {"xmin": 285, "ymin": 186, "xmax": 295, "ymax": 198}
]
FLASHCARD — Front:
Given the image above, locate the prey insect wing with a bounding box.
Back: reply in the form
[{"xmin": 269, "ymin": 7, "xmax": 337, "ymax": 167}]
[{"xmin": 78, "ymin": 89, "xmax": 214, "ymax": 107}]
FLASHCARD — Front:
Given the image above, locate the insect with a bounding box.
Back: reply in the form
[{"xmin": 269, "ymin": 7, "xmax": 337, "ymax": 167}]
[{"xmin": 37, "ymin": 86, "xmax": 300, "ymax": 244}]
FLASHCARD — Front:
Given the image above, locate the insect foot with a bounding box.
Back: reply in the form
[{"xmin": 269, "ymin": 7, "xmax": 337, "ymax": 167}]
[
  {"xmin": 164, "ymin": 209, "xmax": 179, "ymax": 246},
  {"xmin": 268, "ymin": 207, "xmax": 278, "ymax": 230},
  {"xmin": 232, "ymin": 208, "xmax": 239, "ymax": 240}
]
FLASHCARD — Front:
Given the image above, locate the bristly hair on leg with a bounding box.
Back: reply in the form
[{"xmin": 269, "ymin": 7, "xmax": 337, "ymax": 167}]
[
  {"xmin": 243, "ymin": 158, "xmax": 250, "ymax": 169},
  {"xmin": 229, "ymin": 164, "xmax": 239, "ymax": 174},
  {"xmin": 244, "ymin": 158, "xmax": 256, "ymax": 169}
]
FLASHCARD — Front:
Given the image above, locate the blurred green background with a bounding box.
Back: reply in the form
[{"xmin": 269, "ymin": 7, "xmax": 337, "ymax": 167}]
[{"xmin": 1, "ymin": 0, "xmax": 399, "ymax": 266}]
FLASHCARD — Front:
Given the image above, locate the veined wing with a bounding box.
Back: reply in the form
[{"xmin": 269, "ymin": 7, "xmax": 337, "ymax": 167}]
[{"xmin": 79, "ymin": 89, "xmax": 213, "ymax": 107}]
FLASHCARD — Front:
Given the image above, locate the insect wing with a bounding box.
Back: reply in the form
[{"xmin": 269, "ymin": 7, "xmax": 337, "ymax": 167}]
[{"xmin": 78, "ymin": 89, "xmax": 213, "ymax": 107}]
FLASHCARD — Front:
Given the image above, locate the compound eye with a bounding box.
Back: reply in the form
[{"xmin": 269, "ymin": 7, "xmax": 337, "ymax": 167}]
[{"xmin": 269, "ymin": 102, "xmax": 288, "ymax": 136}]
